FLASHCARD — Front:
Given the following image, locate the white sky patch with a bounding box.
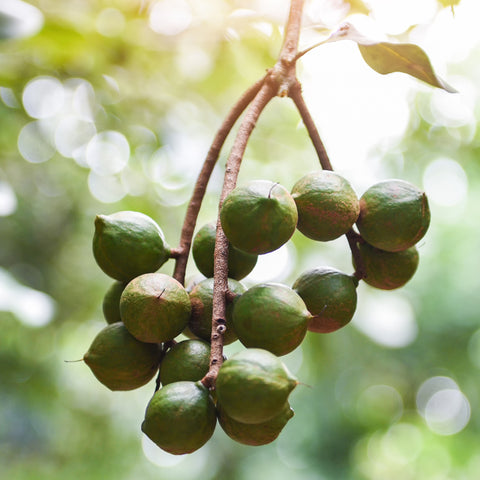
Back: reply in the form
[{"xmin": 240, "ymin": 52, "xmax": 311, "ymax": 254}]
[
  {"xmin": 352, "ymin": 289, "xmax": 417, "ymax": 348},
  {"xmin": 428, "ymin": 81, "xmax": 476, "ymax": 128},
  {"xmin": 368, "ymin": 0, "xmax": 437, "ymax": 35},
  {"xmin": 415, "ymin": 0, "xmax": 480, "ymax": 65},
  {"xmin": 301, "ymin": 40, "xmax": 411, "ymax": 176},
  {"xmin": 149, "ymin": 0, "xmax": 192, "ymax": 36},
  {"xmin": 0, "ymin": 268, "xmax": 55, "ymax": 327},
  {"xmin": 297, "ymin": 0, "xmax": 480, "ymax": 193},
  {"xmin": 0, "ymin": 180, "xmax": 18, "ymax": 216},
  {"xmin": 423, "ymin": 157, "xmax": 468, "ymax": 208},
  {"xmin": 245, "ymin": 243, "xmax": 295, "ymax": 284}
]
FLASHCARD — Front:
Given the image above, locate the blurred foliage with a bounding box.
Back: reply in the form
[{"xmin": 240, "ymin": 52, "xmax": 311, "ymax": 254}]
[{"xmin": 1, "ymin": 1, "xmax": 479, "ymax": 479}]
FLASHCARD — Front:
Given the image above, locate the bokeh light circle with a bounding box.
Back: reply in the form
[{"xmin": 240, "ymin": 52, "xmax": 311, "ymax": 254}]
[
  {"xmin": 424, "ymin": 389, "xmax": 471, "ymax": 436},
  {"xmin": 18, "ymin": 120, "xmax": 56, "ymax": 163},
  {"xmin": 86, "ymin": 130, "xmax": 130, "ymax": 175},
  {"xmin": 353, "ymin": 291, "xmax": 417, "ymax": 348},
  {"xmin": 0, "ymin": 181, "xmax": 17, "ymax": 216},
  {"xmin": 423, "ymin": 157, "xmax": 468, "ymax": 207},
  {"xmin": 149, "ymin": 0, "xmax": 192, "ymax": 36},
  {"xmin": 22, "ymin": 76, "xmax": 65, "ymax": 119}
]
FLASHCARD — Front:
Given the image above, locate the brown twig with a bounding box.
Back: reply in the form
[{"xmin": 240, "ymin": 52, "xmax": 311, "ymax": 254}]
[
  {"xmin": 289, "ymin": 80, "xmax": 367, "ymax": 279},
  {"xmin": 288, "ymin": 80, "xmax": 333, "ymax": 170},
  {"xmin": 154, "ymin": 340, "xmax": 176, "ymax": 393},
  {"xmin": 346, "ymin": 229, "xmax": 367, "ymax": 280},
  {"xmin": 201, "ymin": 0, "xmax": 307, "ymax": 389},
  {"xmin": 201, "ymin": 82, "xmax": 277, "ymax": 389},
  {"xmin": 172, "ymin": 76, "xmax": 267, "ymax": 285}
]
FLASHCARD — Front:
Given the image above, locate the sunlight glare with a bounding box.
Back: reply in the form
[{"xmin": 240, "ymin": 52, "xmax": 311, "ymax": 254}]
[
  {"xmin": 0, "ymin": 181, "xmax": 17, "ymax": 216},
  {"xmin": 0, "ymin": 268, "xmax": 55, "ymax": 327},
  {"xmin": 245, "ymin": 243, "xmax": 295, "ymax": 284},
  {"xmin": 352, "ymin": 290, "xmax": 417, "ymax": 348},
  {"xmin": 423, "ymin": 157, "xmax": 468, "ymax": 207},
  {"xmin": 368, "ymin": 0, "xmax": 437, "ymax": 35},
  {"xmin": 149, "ymin": 0, "xmax": 192, "ymax": 36}
]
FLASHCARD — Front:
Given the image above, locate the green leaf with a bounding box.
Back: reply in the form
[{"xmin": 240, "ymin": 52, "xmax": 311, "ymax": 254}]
[
  {"xmin": 319, "ymin": 23, "xmax": 455, "ymax": 93},
  {"xmin": 358, "ymin": 42, "xmax": 456, "ymax": 93}
]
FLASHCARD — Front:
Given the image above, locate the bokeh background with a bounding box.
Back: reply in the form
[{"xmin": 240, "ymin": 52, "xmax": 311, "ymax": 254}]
[{"xmin": 1, "ymin": 1, "xmax": 479, "ymax": 479}]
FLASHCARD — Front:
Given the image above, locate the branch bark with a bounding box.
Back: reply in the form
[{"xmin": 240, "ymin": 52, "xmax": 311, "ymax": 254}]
[
  {"xmin": 289, "ymin": 82, "xmax": 366, "ymax": 279},
  {"xmin": 201, "ymin": 0, "xmax": 306, "ymax": 389},
  {"xmin": 289, "ymin": 81, "xmax": 333, "ymax": 170},
  {"xmin": 201, "ymin": 82, "xmax": 277, "ymax": 389},
  {"xmin": 172, "ymin": 76, "xmax": 267, "ymax": 285}
]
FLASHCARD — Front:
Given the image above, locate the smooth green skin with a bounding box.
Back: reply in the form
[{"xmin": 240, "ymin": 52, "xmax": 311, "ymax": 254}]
[
  {"xmin": 189, "ymin": 277, "xmax": 245, "ymax": 345},
  {"xmin": 291, "ymin": 170, "xmax": 360, "ymax": 241},
  {"xmin": 159, "ymin": 339, "xmax": 211, "ymax": 386},
  {"xmin": 192, "ymin": 222, "xmax": 258, "ymax": 280},
  {"xmin": 83, "ymin": 323, "xmax": 161, "ymax": 391},
  {"xmin": 102, "ymin": 281, "xmax": 127, "ymax": 324},
  {"xmin": 232, "ymin": 283, "xmax": 310, "ymax": 356},
  {"xmin": 220, "ymin": 180, "xmax": 298, "ymax": 255},
  {"xmin": 355, "ymin": 242, "xmax": 419, "ymax": 290},
  {"xmin": 293, "ymin": 267, "xmax": 358, "ymax": 333},
  {"xmin": 215, "ymin": 348, "xmax": 298, "ymax": 424},
  {"xmin": 356, "ymin": 180, "xmax": 430, "ymax": 252},
  {"xmin": 142, "ymin": 381, "xmax": 216, "ymax": 455},
  {"xmin": 120, "ymin": 273, "xmax": 191, "ymax": 343},
  {"xmin": 217, "ymin": 402, "xmax": 294, "ymax": 446},
  {"xmin": 93, "ymin": 211, "xmax": 171, "ymax": 282}
]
